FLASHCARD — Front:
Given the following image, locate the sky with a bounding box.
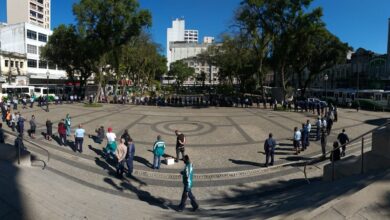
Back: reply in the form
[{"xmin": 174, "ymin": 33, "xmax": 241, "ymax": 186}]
[{"xmin": 0, "ymin": 0, "xmax": 389, "ymax": 55}]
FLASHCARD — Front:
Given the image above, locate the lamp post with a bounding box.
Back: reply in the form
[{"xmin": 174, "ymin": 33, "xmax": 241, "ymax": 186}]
[
  {"xmin": 324, "ymin": 74, "xmax": 329, "ymax": 100},
  {"xmin": 46, "ymin": 70, "xmax": 50, "ymax": 112}
]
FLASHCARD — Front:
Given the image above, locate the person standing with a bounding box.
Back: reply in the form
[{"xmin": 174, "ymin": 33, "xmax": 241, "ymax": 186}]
[
  {"xmin": 126, "ymin": 138, "xmax": 135, "ymax": 176},
  {"xmin": 152, "ymin": 135, "xmax": 165, "ymax": 169},
  {"xmin": 326, "ymin": 116, "xmax": 333, "ymax": 135},
  {"xmin": 178, "ymin": 155, "xmax": 199, "ymax": 212},
  {"xmin": 301, "ymin": 123, "xmax": 308, "ymax": 151},
  {"xmin": 95, "ymin": 126, "xmax": 105, "ymax": 144},
  {"xmin": 5, "ymin": 110, "xmax": 11, "ymax": 127},
  {"xmin": 175, "ymin": 130, "xmax": 186, "ymax": 163},
  {"xmin": 121, "ymin": 129, "xmax": 131, "ymax": 146},
  {"xmin": 74, "ymin": 124, "xmax": 85, "ymax": 153},
  {"xmin": 30, "ymin": 95, "xmax": 34, "ymax": 108},
  {"xmin": 337, "ymin": 129, "xmax": 350, "ymax": 157},
  {"xmin": 58, "ymin": 119, "xmax": 67, "ymax": 146},
  {"xmin": 104, "ymin": 127, "xmax": 117, "ymax": 158},
  {"xmin": 46, "ymin": 119, "xmax": 53, "ymax": 141},
  {"xmin": 334, "ymin": 106, "xmax": 338, "ymax": 122},
  {"xmin": 320, "ymin": 130, "xmax": 327, "ymax": 158},
  {"xmin": 264, "ymin": 133, "xmax": 276, "ymax": 167},
  {"xmin": 11, "ymin": 112, "xmax": 16, "ymax": 132},
  {"xmin": 29, "ymin": 115, "xmax": 37, "ymax": 139},
  {"xmin": 65, "ymin": 114, "xmax": 71, "ymax": 136},
  {"xmin": 0, "ymin": 123, "xmax": 4, "ymax": 143},
  {"xmin": 115, "ymin": 138, "xmax": 127, "ymax": 177},
  {"xmin": 330, "ymin": 141, "xmax": 341, "ymax": 162},
  {"xmin": 293, "ymin": 127, "xmax": 301, "ymax": 155},
  {"xmin": 17, "ymin": 114, "xmax": 25, "ymax": 137},
  {"xmin": 13, "ymin": 96, "xmax": 18, "ymax": 110},
  {"xmin": 306, "ymin": 119, "xmax": 312, "ymax": 147},
  {"xmin": 316, "ymin": 117, "xmax": 322, "ymax": 141}
]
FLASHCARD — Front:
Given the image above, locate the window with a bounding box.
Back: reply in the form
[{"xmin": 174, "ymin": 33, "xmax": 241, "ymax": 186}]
[
  {"xmin": 4, "ymin": 60, "xmax": 8, "ymax": 67},
  {"xmin": 38, "ymin": 6, "xmax": 43, "ymax": 12},
  {"xmin": 10, "ymin": 61, "xmax": 14, "ymax": 68},
  {"xmin": 28, "ymin": 59, "xmax": 37, "ymax": 68},
  {"xmin": 38, "ymin": 33, "xmax": 47, "ymax": 42},
  {"xmin": 39, "ymin": 60, "xmax": 47, "ymax": 69},
  {"xmin": 37, "ymin": 13, "xmax": 44, "ymax": 19},
  {"xmin": 27, "ymin": 44, "xmax": 38, "ymax": 54},
  {"xmin": 34, "ymin": 88, "xmax": 41, "ymax": 93},
  {"xmin": 15, "ymin": 61, "xmax": 19, "ymax": 68},
  {"xmin": 48, "ymin": 62, "xmax": 56, "ymax": 70},
  {"xmin": 27, "ymin": 29, "xmax": 37, "ymax": 40},
  {"xmin": 37, "ymin": 0, "xmax": 43, "ymax": 4},
  {"xmin": 20, "ymin": 62, "xmax": 24, "ymax": 68},
  {"xmin": 30, "ymin": 10, "xmax": 37, "ymax": 17}
]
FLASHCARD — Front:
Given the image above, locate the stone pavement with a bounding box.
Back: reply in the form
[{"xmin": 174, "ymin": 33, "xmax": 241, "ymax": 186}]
[{"xmin": 0, "ymin": 103, "xmax": 388, "ymax": 219}]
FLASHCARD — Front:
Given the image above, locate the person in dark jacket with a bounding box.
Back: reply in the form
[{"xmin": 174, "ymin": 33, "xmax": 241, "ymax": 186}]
[
  {"xmin": 126, "ymin": 138, "xmax": 135, "ymax": 176},
  {"xmin": 58, "ymin": 119, "xmax": 67, "ymax": 146},
  {"xmin": 121, "ymin": 129, "xmax": 131, "ymax": 146},
  {"xmin": 178, "ymin": 155, "xmax": 199, "ymax": 212},
  {"xmin": 29, "ymin": 115, "xmax": 36, "ymax": 139},
  {"xmin": 0, "ymin": 123, "xmax": 4, "ymax": 144},
  {"xmin": 95, "ymin": 126, "xmax": 105, "ymax": 144},
  {"xmin": 264, "ymin": 133, "xmax": 276, "ymax": 167},
  {"xmin": 17, "ymin": 114, "xmax": 25, "ymax": 137},
  {"xmin": 46, "ymin": 119, "xmax": 53, "ymax": 141},
  {"xmin": 337, "ymin": 129, "xmax": 350, "ymax": 157},
  {"xmin": 330, "ymin": 141, "xmax": 341, "ymax": 162}
]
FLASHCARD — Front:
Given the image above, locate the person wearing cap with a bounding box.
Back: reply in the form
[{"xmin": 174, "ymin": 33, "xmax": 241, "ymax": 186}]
[
  {"xmin": 74, "ymin": 124, "xmax": 85, "ymax": 153},
  {"xmin": 104, "ymin": 127, "xmax": 117, "ymax": 158},
  {"xmin": 152, "ymin": 135, "xmax": 166, "ymax": 169},
  {"xmin": 337, "ymin": 129, "xmax": 350, "ymax": 157}
]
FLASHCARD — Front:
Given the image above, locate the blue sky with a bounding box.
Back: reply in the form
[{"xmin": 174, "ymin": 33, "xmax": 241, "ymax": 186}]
[{"xmin": 0, "ymin": 0, "xmax": 389, "ymax": 54}]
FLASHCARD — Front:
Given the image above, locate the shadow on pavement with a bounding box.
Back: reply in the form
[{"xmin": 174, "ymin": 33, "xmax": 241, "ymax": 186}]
[
  {"xmin": 229, "ymin": 159, "xmax": 263, "ymax": 167},
  {"xmin": 175, "ymin": 171, "xmax": 390, "ymax": 219},
  {"xmin": 364, "ymin": 118, "xmax": 390, "ymax": 126},
  {"xmin": 134, "ymin": 156, "xmax": 153, "ymax": 168}
]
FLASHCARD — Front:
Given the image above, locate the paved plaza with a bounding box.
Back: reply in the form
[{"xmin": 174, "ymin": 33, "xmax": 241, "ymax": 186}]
[{"xmin": 0, "ymin": 103, "xmax": 389, "ymax": 219}]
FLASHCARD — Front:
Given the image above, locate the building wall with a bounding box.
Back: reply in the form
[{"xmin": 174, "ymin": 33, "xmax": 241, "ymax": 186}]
[
  {"xmin": 0, "ymin": 52, "xmax": 28, "ymax": 85},
  {"xmin": 7, "ymin": 0, "xmax": 51, "ymax": 29},
  {"xmin": 0, "ymin": 23, "xmax": 66, "ymax": 83}
]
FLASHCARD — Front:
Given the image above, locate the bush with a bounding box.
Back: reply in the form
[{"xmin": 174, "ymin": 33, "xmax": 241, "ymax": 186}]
[{"xmin": 351, "ymin": 99, "xmax": 388, "ymax": 111}]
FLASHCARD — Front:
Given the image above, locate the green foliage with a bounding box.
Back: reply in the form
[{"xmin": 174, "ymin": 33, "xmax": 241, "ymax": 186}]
[{"xmin": 168, "ymin": 60, "xmax": 195, "ymax": 88}]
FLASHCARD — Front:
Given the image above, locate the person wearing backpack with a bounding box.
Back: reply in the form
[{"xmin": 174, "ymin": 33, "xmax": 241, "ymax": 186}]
[
  {"xmin": 152, "ymin": 135, "xmax": 165, "ymax": 169},
  {"xmin": 264, "ymin": 133, "xmax": 276, "ymax": 167}
]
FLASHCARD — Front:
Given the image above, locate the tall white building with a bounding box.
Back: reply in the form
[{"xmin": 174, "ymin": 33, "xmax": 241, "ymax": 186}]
[
  {"xmin": 7, "ymin": 0, "xmax": 51, "ymax": 30},
  {"xmin": 0, "ymin": 23, "xmax": 67, "ymax": 85},
  {"xmin": 167, "ymin": 18, "xmax": 200, "ymax": 69}
]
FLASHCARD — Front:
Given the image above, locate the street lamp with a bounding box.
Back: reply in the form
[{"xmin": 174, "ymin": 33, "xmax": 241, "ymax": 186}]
[
  {"xmin": 46, "ymin": 70, "xmax": 50, "ymax": 112},
  {"xmin": 324, "ymin": 74, "xmax": 329, "ymax": 100}
]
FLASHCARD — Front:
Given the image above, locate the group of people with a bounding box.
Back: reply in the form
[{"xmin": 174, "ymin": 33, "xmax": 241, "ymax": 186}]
[{"xmin": 264, "ymin": 103, "xmax": 350, "ymax": 167}]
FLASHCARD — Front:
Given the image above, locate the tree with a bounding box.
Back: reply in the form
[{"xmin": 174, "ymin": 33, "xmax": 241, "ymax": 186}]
[
  {"xmin": 40, "ymin": 24, "xmax": 96, "ymax": 94},
  {"xmin": 73, "ymin": 0, "xmax": 152, "ymax": 102},
  {"xmin": 168, "ymin": 60, "xmax": 195, "ymax": 90}
]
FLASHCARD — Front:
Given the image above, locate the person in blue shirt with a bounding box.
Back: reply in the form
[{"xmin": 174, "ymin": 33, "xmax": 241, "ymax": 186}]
[
  {"xmin": 152, "ymin": 135, "xmax": 165, "ymax": 169},
  {"xmin": 264, "ymin": 133, "xmax": 276, "ymax": 167},
  {"xmin": 178, "ymin": 155, "xmax": 199, "ymax": 212},
  {"xmin": 74, "ymin": 124, "xmax": 85, "ymax": 153}
]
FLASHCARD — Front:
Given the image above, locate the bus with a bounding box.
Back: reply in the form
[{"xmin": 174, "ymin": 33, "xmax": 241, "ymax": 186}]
[{"xmin": 1, "ymin": 85, "xmax": 35, "ymax": 98}]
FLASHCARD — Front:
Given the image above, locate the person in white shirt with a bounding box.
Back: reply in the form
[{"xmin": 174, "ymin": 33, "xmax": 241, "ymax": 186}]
[
  {"xmin": 104, "ymin": 127, "xmax": 117, "ymax": 158},
  {"xmin": 74, "ymin": 124, "xmax": 85, "ymax": 153},
  {"xmin": 293, "ymin": 127, "xmax": 301, "ymax": 155},
  {"xmin": 316, "ymin": 117, "xmax": 322, "ymax": 141}
]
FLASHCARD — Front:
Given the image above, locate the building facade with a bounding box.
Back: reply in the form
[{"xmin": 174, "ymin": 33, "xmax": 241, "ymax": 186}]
[
  {"xmin": 0, "ymin": 22, "xmax": 67, "ymax": 85},
  {"xmin": 0, "ymin": 50, "xmax": 28, "ymax": 85},
  {"xmin": 7, "ymin": 0, "xmax": 51, "ymax": 30}
]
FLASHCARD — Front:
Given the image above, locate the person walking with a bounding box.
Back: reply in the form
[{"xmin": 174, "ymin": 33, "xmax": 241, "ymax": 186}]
[
  {"xmin": 5, "ymin": 110, "xmax": 11, "ymax": 127},
  {"xmin": 126, "ymin": 138, "xmax": 135, "ymax": 176},
  {"xmin": 177, "ymin": 155, "xmax": 199, "ymax": 212},
  {"xmin": 293, "ymin": 127, "xmax": 301, "ymax": 155},
  {"xmin": 152, "ymin": 135, "xmax": 165, "ymax": 169},
  {"xmin": 46, "ymin": 119, "xmax": 53, "ymax": 141},
  {"xmin": 10, "ymin": 111, "xmax": 16, "ymax": 132},
  {"xmin": 29, "ymin": 115, "xmax": 37, "ymax": 139},
  {"xmin": 175, "ymin": 130, "xmax": 186, "ymax": 163},
  {"xmin": 330, "ymin": 141, "xmax": 341, "ymax": 162},
  {"xmin": 326, "ymin": 116, "xmax": 333, "ymax": 135},
  {"xmin": 65, "ymin": 114, "xmax": 71, "ymax": 136},
  {"xmin": 95, "ymin": 126, "xmax": 105, "ymax": 144},
  {"xmin": 58, "ymin": 119, "xmax": 67, "ymax": 146},
  {"xmin": 334, "ymin": 106, "xmax": 338, "ymax": 122},
  {"xmin": 103, "ymin": 127, "xmax": 117, "ymax": 158},
  {"xmin": 264, "ymin": 133, "xmax": 276, "ymax": 167},
  {"xmin": 74, "ymin": 124, "xmax": 85, "ymax": 153},
  {"xmin": 30, "ymin": 95, "xmax": 34, "ymax": 108},
  {"xmin": 337, "ymin": 129, "xmax": 350, "ymax": 157},
  {"xmin": 320, "ymin": 130, "xmax": 327, "ymax": 158},
  {"xmin": 115, "ymin": 138, "xmax": 128, "ymax": 178}
]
